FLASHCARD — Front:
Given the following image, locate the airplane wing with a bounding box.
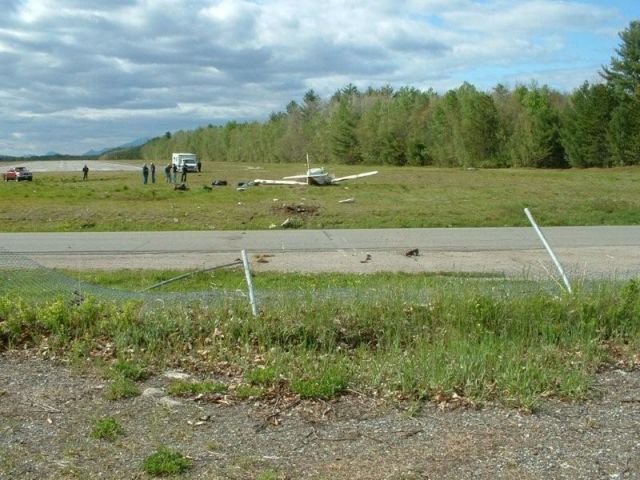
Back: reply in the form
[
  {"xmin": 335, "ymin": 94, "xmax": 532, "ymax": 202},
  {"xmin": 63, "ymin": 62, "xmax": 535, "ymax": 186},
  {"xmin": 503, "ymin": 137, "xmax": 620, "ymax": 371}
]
[
  {"xmin": 331, "ymin": 171, "xmax": 378, "ymax": 183},
  {"xmin": 282, "ymin": 174, "xmax": 310, "ymax": 180},
  {"xmin": 253, "ymin": 178, "xmax": 308, "ymax": 186}
]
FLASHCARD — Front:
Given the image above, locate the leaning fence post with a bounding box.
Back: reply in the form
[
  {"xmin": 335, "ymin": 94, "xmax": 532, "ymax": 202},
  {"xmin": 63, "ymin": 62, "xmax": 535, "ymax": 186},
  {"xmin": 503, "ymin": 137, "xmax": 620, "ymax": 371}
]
[
  {"xmin": 524, "ymin": 208, "xmax": 572, "ymax": 294},
  {"xmin": 241, "ymin": 249, "xmax": 258, "ymax": 316}
]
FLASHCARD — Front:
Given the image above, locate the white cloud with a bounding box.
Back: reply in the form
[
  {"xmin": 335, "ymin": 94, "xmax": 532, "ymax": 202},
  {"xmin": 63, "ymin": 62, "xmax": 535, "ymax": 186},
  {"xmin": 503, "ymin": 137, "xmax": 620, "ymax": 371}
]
[{"xmin": 0, "ymin": 0, "xmax": 631, "ymax": 155}]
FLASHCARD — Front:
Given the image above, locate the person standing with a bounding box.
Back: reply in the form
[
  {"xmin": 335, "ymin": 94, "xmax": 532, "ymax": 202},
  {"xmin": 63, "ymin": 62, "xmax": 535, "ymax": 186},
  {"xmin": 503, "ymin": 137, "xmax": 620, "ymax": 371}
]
[
  {"xmin": 164, "ymin": 163, "xmax": 172, "ymax": 183},
  {"xmin": 197, "ymin": 159, "xmax": 202, "ymax": 173},
  {"xmin": 172, "ymin": 163, "xmax": 178, "ymax": 183},
  {"xmin": 150, "ymin": 162, "xmax": 156, "ymax": 184},
  {"xmin": 82, "ymin": 164, "xmax": 89, "ymax": 180},
  {"xmin": 180, "ymin": 163, "xmax": 188, "ymax": 183},
  {"xmin": 142, "ymin": 163, "xmax": 149, "ymax": 184}
]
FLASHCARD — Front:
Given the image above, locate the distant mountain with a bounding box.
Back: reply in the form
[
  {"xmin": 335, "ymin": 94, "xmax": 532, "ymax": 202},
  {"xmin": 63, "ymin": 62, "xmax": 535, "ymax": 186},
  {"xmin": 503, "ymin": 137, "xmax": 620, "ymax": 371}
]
[
  {"xmin": 83, "ymin": 137, "xmax": 150, "ymax": 156},
  {"xmin": 84, "ymin": 147, "xmax": 109, "ymax": 156},
  {"xmin": 119, "ymin": 137, "xmax": 150, "ymax": 148}
]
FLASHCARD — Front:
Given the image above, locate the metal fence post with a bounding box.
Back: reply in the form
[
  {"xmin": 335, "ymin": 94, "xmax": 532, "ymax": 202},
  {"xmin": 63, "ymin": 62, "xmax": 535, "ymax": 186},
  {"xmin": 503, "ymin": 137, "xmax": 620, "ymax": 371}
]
[
  {"xmin": 241, "ymin": 249, "xmax": 258, "ymax": 316},
  {"xmin": 524, "ymin": 208, "xmax": 572, "ymax": 294}
]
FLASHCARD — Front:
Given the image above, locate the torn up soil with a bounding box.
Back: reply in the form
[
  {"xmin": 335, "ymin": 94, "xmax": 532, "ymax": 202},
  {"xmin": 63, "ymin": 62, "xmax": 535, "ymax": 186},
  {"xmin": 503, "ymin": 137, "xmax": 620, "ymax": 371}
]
[
  {"xmin": 270, "ymin": 204, "xmax": 319, "ymax": 216},
  {"xmin": 1, "ymin": 351, "xmax": 639, "ymax": 479}
]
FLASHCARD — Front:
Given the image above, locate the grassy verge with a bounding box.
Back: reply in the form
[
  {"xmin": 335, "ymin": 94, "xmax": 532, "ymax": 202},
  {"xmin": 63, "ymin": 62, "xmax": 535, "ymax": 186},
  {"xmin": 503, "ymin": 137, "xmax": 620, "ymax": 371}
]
[
  {"xmin": 61, "ymin": 268, "xmax": 506, "ymax": 293},
  {"xmin": 0, "ymin": 164, "xmax": 639, "ymax": 231},
  {"xmin": 1, "ymin": 272, "xmax": 638, "ymax": 411}
]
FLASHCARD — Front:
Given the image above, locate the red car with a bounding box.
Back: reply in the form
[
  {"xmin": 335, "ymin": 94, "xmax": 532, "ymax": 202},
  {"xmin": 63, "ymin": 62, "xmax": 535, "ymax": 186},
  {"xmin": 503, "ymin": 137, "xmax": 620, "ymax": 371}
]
[{"xmin": 3, "ymin": 166, "xmax": 33, "ymax": 181}]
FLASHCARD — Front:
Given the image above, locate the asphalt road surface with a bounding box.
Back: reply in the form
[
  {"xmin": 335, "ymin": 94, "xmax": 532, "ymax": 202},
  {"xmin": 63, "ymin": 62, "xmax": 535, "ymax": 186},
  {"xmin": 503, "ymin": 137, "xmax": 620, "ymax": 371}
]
[
  {"xmin": 0, "ymin": 160, "xmax": 140, "ymax": 172},
  {"xmin": 1, "ymin": 227, "xmax": 638, "ymax": 279}
]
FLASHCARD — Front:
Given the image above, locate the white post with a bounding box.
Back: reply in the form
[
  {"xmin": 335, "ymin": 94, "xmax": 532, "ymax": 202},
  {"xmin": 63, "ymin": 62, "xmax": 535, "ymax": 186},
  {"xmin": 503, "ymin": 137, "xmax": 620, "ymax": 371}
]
[
  {"xmin": 524, "ymin": 208, "xmax": 572, "ymax": 294},
  {"xmin": 241, "ymin": 249, "xmax": 258, "ymax": 316}
]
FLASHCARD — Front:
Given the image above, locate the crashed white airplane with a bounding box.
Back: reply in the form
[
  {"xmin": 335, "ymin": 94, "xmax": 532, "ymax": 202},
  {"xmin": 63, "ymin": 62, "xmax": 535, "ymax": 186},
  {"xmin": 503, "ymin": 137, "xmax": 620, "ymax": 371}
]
[{"xmin": 252, "ymin": 155, "xmax": 378, "ymax": 186}]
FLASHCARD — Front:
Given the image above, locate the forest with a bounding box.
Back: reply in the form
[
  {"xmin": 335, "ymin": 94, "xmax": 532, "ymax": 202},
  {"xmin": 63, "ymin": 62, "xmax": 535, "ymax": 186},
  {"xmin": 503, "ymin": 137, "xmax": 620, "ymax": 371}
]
[{"xmin": 106, "ymin": 21, "xmax": 640, "ymax": 169}]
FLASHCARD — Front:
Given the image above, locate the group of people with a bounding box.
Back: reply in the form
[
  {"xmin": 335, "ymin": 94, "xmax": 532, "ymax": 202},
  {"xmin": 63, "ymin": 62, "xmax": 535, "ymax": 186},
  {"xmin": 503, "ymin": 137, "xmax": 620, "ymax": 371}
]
[
  {"xmin": 141, "ymin": 163, "xmax": 156, "ymax": 184},
  {"xmin": 80, "ymin": 161, "xmax": 201, "ymax": 185},
  {"xmin": 158, "ymin": 162, "xmax": 189, "ymax": 184},
  {"xmin": 141, "ymin": 162, "xmax": 193, "ymax": 184}
]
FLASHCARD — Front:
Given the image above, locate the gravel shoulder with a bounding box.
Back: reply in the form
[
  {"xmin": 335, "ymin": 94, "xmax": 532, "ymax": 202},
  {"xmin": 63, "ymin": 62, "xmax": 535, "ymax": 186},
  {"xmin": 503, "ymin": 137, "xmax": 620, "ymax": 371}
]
[
  {"xmin": 1, "ymin": 351, "xmax": 639, "ymax": 479},
  {"xmin": 27, "ymin": 246, "xmax": 640, "ymax": 280}
]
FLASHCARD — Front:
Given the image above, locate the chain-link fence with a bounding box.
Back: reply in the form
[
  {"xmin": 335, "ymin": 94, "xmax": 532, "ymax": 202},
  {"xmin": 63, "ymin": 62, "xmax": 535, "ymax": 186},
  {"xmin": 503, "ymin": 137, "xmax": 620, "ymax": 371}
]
[
  {"xmin": 1, "ymin": 247, "xmax": 593, "ymax": 313},
  {"xmin": 0, "ymin": 249, "xmax": 248, "ymax": 306}
]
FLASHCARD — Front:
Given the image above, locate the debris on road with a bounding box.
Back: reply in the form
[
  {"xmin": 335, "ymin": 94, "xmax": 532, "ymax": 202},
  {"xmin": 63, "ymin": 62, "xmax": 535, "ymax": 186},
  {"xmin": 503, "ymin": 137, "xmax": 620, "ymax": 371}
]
[{"xmin": 360, "ymin": 253, "xmax": 372, "ymax": 263}]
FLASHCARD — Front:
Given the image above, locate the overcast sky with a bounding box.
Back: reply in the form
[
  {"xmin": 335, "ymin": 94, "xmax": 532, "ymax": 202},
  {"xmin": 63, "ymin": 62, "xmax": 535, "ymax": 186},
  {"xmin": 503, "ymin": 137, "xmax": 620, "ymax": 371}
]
[{"xmin": 1, "ymin": 0, "xmax": 638, "ymax": 156}]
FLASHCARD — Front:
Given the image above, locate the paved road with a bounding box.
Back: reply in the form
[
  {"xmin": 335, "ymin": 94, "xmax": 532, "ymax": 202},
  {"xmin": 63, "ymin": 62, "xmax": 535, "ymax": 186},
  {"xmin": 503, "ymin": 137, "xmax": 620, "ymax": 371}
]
[
  {"xmin": 0, "ymin": 160, "xmax": 139, "ymax": 172},
  {"xmin": 1, "ymin": 226, "xmax": 638, "ymax": 253},
  {"xmin": 1, "ymin": 227, "xmax": 638, "ymax": 278}
]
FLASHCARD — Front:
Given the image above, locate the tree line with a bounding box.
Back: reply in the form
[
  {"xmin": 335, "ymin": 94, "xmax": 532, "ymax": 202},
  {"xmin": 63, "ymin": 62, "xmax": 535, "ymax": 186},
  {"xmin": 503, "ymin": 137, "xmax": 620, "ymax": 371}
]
[{"xmin": 107, "ymin": 21, "xmax": 640, "ymax": 168}]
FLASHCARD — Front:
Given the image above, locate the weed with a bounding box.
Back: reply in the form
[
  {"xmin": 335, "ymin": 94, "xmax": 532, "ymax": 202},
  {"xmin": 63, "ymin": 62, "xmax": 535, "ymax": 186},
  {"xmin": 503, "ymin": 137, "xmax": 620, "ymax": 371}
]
[
  {"xmin": 257, "ymin": 470, "xmax": 284, "ymax": 480},
  {"xmin": 291, "ymin": 362, "xmax": 350, "ymax": 399},
  {"xmin": 105, "ymin": 376, "xmax": 140, "ymax": 401},
  {"xmin": 245, "ymin": 365, "xmax": 280, "ymax": 386},
  {"xmin": 234, "ymin": 384, "xmax": 264, "ymax": 399},
  {"xmin": 91, "ymin": 416, "xmax": 124, "ymax": 441},
  {"xmin": 142, "ymin": 446, "xmax": 191, "ymax": 476},
  {"xmin": 206, "ymin": 441, "xmax": 220, "ymax": 451},
  {"xmin": 167, "ymin": 379, "xmax": 227, "ymax": 397},
  {"xmin": 112, "ymin": 359, "xmax": 148, "ymax": 381}
]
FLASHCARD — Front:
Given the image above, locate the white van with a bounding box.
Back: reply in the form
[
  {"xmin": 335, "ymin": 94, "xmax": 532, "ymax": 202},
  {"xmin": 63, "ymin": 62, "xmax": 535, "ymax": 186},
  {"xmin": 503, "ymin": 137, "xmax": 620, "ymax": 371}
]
[{"xmin": 171, "ymin": 153, "xmax": 198, "ymax": 172}]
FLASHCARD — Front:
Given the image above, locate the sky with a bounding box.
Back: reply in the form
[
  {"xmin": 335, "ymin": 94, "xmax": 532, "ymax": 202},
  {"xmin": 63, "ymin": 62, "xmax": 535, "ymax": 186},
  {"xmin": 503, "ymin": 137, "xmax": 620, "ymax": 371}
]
[{"xmin": 1, "ymin": 0, "xmax": 638, "ymax": 156}]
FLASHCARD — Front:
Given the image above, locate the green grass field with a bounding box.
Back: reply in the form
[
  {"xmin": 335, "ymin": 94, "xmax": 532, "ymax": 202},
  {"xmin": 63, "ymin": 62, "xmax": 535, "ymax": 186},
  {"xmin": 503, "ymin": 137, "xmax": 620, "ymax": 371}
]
[
  {"xmin": 1, "ymin": 163, "xmax": 639, "ymax": 231},
  {"xmin": 1, "ymin": 273, "xmax": 639, "ymax": 410},
  {"xmin": 2, "ymin": 163, "xmax": 639, "ymax": 410}
]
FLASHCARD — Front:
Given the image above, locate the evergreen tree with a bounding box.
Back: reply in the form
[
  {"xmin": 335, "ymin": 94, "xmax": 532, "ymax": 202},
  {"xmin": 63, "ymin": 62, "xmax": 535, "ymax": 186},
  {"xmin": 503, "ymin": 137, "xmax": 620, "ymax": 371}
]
[
  {"xmin": 562, "ymin": 82, "xmax": 615, "ymax": 167},
  {"xmin": 356, "ymin": 96, "xmax": 385, "ymax": 164},
  {"xmin": 601, "ymin": 21, "xmax": 640, "ymax": 165},
  {"xmin": 330, "ymin": 97, "xmax": 361, "ymax": 164},
  {"xmin": 510, "ymin": 84, "xmax": 566, "ymax": 168},
  {"xmin": 601, "ymin": 20, "xmax": 640, "ymax": 98},
  {"xmin": 608, "ymin": 95, "xmax": 640, "ymax": 165},
  {"xmin": 428, "ymin": 83, "xmax": 499, "ymax": 167},
  {"xmin": 457, "ymin": 83, "xmax": 500, "ymax": 167},
  {"xmin": 427, "ymin": 91, "xmax": 459, "ymax": 166}
]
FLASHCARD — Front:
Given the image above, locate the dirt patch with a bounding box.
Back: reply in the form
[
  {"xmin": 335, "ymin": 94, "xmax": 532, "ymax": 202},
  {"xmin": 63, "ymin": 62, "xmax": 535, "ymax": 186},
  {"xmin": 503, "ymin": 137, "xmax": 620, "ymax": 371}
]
[
  {"xmin": 268, "ymin": 204, "xmax": 320, "ymax": 229},
  {"xmin": 1, "ymin": 351, "xmax": 639, "ymax": 479},
  {"xmin": 271, "ymin": 203, "xmax": 320, "ymax": 219}
]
